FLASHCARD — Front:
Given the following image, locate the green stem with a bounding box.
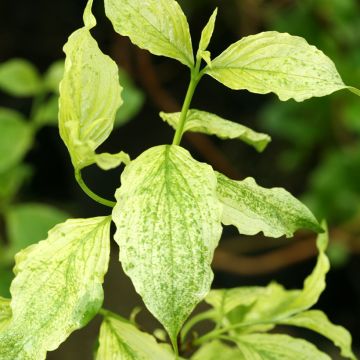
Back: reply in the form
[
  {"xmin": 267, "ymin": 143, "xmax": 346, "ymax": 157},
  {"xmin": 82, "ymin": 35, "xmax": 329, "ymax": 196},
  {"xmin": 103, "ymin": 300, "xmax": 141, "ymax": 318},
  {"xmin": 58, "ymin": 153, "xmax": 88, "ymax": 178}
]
[
  {"xmin": 172, "ymin": 60, "xmax": 203, "ymax": 146},
  {"xmin": 180, "ymin": 310, "xmax": 216, "ymax": 343},
  {"xmin": 75, "ymin": 169, "xmax": 116, "ymax": 208}
]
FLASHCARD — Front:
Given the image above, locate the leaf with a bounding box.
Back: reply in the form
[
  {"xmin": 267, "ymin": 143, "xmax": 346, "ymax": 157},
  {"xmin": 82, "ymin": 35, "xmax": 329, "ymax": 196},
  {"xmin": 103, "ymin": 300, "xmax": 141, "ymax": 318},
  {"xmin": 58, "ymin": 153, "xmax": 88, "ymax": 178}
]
[
  {"xmin": 104, "ymin": 0, "xmax": 194, "ymax": 68},
  {"xmin": 216, "ymin": 172, "xmax": 322, "ymax": 238},
  {"xmin": 0, "ymin": 164, "xmax": 32, "ymax": 202},
  {"xmin": 115, "ymin": 69, "xmax": 145, "ymax": 127},
  {"xmin": 192, "ymin": 341, "xmax": 241, "ymax": 360},
  {"xmin": 0, "ymin": 297, "xmax": 11, "ymax": 332},
  {"xmin": 0, "ymin": 216, "xmax": 111, "ymax": 360},
  {"xmin": 348, "ymin": 86, "xmax": 360, "ymax": 97},
  {"xmin": 5, "ymin": 203, "xmax": 69, "ymax": 255},
  {"xmin": 34, "ymin": 95, "xmax": 59, "ymax": 127},
  {"xmin": 96, "ymin": 312, "xmax": 173, "ymax": 360},
  {"xmin": 231, "ymin": 228, "xmax": 329, "ymax": 325},
  {"xmin": 205, "ymin": 287, "xmax": 267, "ymax": 316},
  {"xmin": 94, "ymin": 151, "xmax": 131, "ymax": 170},
  {"xmin": 205, "ymin": 31, "xmax": 347, "ymax": 101},
  {"xmin": 0, "ymin": 269, "xmax": 13, "ymax": 298},
  {"xmin": 197, "ymin": 8, "xmax": 218, "ymax": 58},
  {"xmin": 160, "ymin": 110, "xmax": 271, "ymax": 152},
  {"xmin": 112, "ymin": 145, "xmax": 223, "ymax": 344},
  {"xmin": 59, "ymin": 0, "xmax": 123, "ymax": 169},
  {"xmin": 43, "ymin": 60, "xmax": 64, "ymax": 93},
  {"xmin": 280, "ymin": 310, "xmax": 356, "ymax": 360},
  {"xmin": 236, "ymin": 333, "xmax": 330, "ymax": 360},
  {"xmin": 0, "ymin": 107, "xmax": 32, "ymax": 173},
  {"xmin": 0, "ymin": 59, "xmax": 42, "ymax": 97}
]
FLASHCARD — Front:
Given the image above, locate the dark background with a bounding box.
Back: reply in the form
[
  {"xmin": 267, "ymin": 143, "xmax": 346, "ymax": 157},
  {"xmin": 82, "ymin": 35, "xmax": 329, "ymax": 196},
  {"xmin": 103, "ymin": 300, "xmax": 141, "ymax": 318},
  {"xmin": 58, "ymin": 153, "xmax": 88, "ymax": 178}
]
[{"xmin": 0, "ymin": 0, "xmax": 359, "ymax": 358}]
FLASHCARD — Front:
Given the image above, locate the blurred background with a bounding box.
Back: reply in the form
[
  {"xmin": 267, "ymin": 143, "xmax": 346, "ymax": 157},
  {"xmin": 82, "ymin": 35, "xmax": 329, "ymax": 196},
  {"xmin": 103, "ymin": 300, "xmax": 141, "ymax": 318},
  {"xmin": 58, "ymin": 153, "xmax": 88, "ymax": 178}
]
[{"xmin": 0, "ymin": 0, "xmax": 359, "ymax": 358}]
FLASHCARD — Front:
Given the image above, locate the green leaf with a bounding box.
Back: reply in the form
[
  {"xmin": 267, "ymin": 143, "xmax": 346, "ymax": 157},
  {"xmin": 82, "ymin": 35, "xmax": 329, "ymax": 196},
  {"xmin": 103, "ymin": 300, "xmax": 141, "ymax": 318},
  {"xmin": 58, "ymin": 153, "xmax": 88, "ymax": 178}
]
[
  {"xmin": 112, "ymin": 145, "xmax": 223, "ymax": 344},
  {"xmin": 205, "ymin": 287, "xmax": 267, "ymax": 317},
  {"xmin": 115, "ymin": 69, "xmax": 145, "ymax": 127},
  {"xmin": 280, "ymin": 310, "xmax": 356, "ymax": 360},
  {"xmin": 0, "ymin": 108, "xmax": 32, "ymax": 173},
  {"xmin": 43, "ymin": 60, "xmax": 64, "ymax": 93},
  {"xmin": 0, "ymin": 164, "xmax": 32, "ymax": 202},
  {"xmin": 0, "ymin": 216, "xmax": 111, "ymax": 360},
  {"xmin": 104, "ymin": 0, "xmax": 194, "ymax": 68},
  {"xmin": 348, "ymin": 86, "xmax": 360, "ymax": 97},
  {"xmin": 0, "ymin": 269, "xmax": 13, "ymax": 298},
  {"xmin": 59, "ymin": 0, "xmax": 123, "ymax": 169},
  {"xmin": 216, "ymin": 172, "xmax": 322, "ymax": 238},
  {"xmin": 233, "ymin": 228, "xmax": 329, "ymax": 325},
  {"xmin": 160, "ymin": 110, "xmax": 271, "ymax": 152},
  {"xmin": 236, "ymin": 333, "xmax": 330, "ymax": 359},
  {"xmin": 5, "ymin": 203, "xmax": 69, "ymax": 255},
  {"xmin": 94, "ymin": 151, "xmax": 130, "ymax": 171},
  {"xmin": 192, "ymin": 341, "xmax": 241, "ymax": 360},
  {"xmin": 96, "ymin": 312, "xmax": 173, "ymax": 359},
  {"xmin": 205, "ymin": 31, "xmax": 347, "ymax": 101},
  {"xmin": 34, "ymin": 95, "xmax": 59, "ymax": 127},
  {"xmin": 0, "ymin": 59, "xmax": 42, "ymax": 97},
  {"xmin": 197, "ymin": 8, "xmax": 218, "ymax": 61},
  {"xmin": 0, "ymin": 297, "xmax": 11, "ymax": 332}
]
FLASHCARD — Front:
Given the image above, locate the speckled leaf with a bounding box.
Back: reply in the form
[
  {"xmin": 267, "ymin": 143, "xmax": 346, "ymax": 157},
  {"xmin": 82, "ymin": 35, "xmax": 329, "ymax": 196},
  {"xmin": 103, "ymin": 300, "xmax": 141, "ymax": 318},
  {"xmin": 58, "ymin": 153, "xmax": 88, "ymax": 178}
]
[
  {"xmin": 236, "ymin": 334, "xmax": 330, "ymax": 359},
  {"xmin": 160, "ymin": 110, "xmax": 270, "ymax": 152},
  {"xmin": 205, "ymin": 31, "xmax": 346, "ymax": 101},
  {"xmin": 112, "ymin": 145, "xmax": 223, "ymax": 344},
  {"xmin": 216, "ymin": 172, "xmax": 322, "ymax": 237},
  {"xmin": 96, "ymin": 313, "xmax": 173, "ymax": 360},
  {"xmin": 0, "ymin": 297, "xmax": 11, "ymax": 332},
  {"xmin": 59, "ymin": 0, "xmax": 123, "ymax": 169},
  {"xmin": 104, "ymin": 0, "xmax": 194, "ymax": 68},
  {"xmin": 0, "ymin": 216, "xmax": 111, "ymax": 360},
  {"xmin": 0, "ymin": 108, "xmax": 32, "ymax": 173},
  {"xmin": 280, "ymin": 310, "xmax": 356, "ymax": 360}
]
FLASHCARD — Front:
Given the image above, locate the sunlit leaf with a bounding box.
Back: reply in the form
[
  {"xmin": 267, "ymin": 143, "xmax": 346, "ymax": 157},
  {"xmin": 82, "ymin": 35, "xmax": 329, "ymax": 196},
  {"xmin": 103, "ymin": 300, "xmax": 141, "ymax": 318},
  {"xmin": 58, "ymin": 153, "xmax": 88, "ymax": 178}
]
[
  {"xmin": 112, "ymin": 145, "xmax": 222, "ymax": 344},
  {"xmin": 0, "ymin": 59, "xmax": 42, "ymax": 97},
  {"xmin": 5, "ymin": 203, "xmax": 69, "ymax": 255},
  {"xmin": 0, "ymin": 297, "xmax": 11, "ymax": 332},
  {"xmin": 0, "ymin": 108, "xmax": 32, "ymax": 173},
  {"xmin": 236, "ymin": 333, "xmax": 330, "ymax": 359},
  {"xmin": 216, "ymin": 172, "xmax": 322, "ymax": 237},
  {"xmin": 0, "ymin": 216, "xmax": 111, "ymax": 360},
  {"xmin": 197, "ymin": 8, "xmax": 218, "ymax": 62},
  {"xmin": 94, "ymin": 151, "xmax": 130, "ymax": 171},
  {"xmin": 160, "ymin": 110, "xmax": 271, "ymax": 152},
  {"xmin": 59, "ymin": 0, "xmax": 122, "ymax": 169},
  {"xmin": 205, "ymin": 31, "xmax": 347, "ymax": 101},
  {"xmin": 104, "ymin": 0, "xmax": 194, "ymax": 68},
  {"xmin": 280, "ymin": 310, "xmax": 356, "ymax": 360},
  {"xmin": 96, "ymin": 312, "xmax": 173, "ymax": 359}
]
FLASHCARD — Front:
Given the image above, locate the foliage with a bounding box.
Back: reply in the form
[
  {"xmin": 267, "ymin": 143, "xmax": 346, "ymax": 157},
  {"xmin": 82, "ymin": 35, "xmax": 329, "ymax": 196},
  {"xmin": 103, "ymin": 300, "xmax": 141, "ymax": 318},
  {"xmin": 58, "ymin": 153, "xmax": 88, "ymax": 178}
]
[{"xmin": 0, "ymin": 0, "xmax": 359, "ymax": 359}]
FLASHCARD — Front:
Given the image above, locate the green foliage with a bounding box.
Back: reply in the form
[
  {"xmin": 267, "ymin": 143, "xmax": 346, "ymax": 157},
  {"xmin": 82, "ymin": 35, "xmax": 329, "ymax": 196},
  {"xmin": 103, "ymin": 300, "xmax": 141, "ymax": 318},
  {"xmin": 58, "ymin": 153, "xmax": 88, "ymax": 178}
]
[
  {"xmin": 0, "ymin": 0, "xmax": 358, "ymax": 358},
  {"xmin": 0, "ymin": 297, "xmax": 11, "ymax": 332},
  {"xmin": 0, "ymin": 59, "xmax": 42, "ymax": 97}
]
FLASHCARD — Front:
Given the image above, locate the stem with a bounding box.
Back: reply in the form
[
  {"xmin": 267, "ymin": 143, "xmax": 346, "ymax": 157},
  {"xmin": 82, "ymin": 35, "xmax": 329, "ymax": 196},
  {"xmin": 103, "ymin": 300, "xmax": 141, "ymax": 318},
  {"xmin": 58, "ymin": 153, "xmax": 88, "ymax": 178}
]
[
  {"xmin": 75, "ymin": 169, "xmax": 116, "ymax": 208},
  {"xmin": 172, "ymin": 60, "xmax": 202, "ymax": 146},
  {"xmin": 180, "ymin": 310, "xmax": 216, "ymax": 343}
]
